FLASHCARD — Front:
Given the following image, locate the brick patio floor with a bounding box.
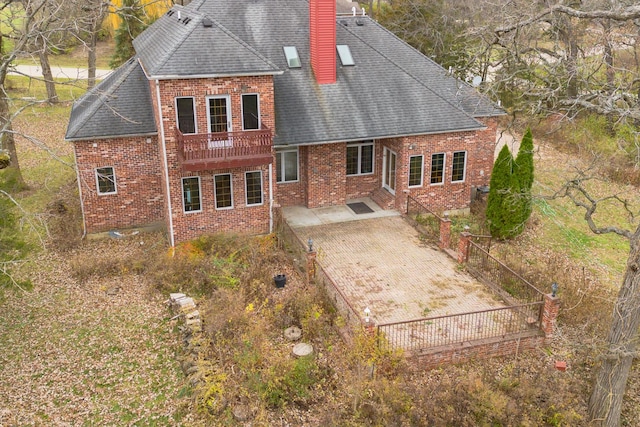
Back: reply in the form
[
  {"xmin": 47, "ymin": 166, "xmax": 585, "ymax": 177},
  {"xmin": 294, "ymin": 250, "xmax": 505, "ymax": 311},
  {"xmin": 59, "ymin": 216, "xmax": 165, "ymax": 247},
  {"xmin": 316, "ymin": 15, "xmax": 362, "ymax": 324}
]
[{"xmin": 291, "ymin": 215, "xmax": 507, "ymax": 325}]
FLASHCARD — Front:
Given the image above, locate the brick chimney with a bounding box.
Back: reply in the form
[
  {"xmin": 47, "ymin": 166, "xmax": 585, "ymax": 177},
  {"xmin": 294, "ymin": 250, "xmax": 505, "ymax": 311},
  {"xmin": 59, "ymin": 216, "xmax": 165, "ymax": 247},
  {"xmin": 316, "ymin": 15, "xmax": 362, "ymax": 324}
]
[{"xmin": 309, "ymin": 0, "xmax": 336, "ymax": 84}]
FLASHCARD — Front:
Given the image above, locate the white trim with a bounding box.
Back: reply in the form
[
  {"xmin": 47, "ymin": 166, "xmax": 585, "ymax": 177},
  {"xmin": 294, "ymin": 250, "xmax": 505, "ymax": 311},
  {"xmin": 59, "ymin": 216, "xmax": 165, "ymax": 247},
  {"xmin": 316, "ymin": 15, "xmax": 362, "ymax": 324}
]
[
  {"xmin": 275, "ymin": 148, "xmax": 299, "ymax": 183},
  {"xmin": 206, "ymin": 94, "xmax": 232, "ymax": 133},
  {"xmin": 430, "ymin": 152, "xmax": 446, "ymax": 186},
  {"xmin": 156, "ymin": 79, "xmax": 175, "ymax": 248},
  {"xmin": 382, "ymin": 147, "xmax": 397, "ymax": 194},
  {"xmin": 244, "ymin": 170, "xmax": 264, "ymax": 207},
  {"xmin": 241, "ymin": 93, "xmax": 261, "ymax": 131},
  {"xmin": 268, "ymin": 163, "xmax": 274, "ymax": 233},
  {"xmin": 73, "ymin": 146, "xmax": 87, "ymax": 239},
  {"xmin": 346, "ymin": 141, "xmax": 375, "ymax": 176},
  {"xmin": 95, "ymin": 166, "xmax": 117, "ymax": 195},
  {"xmin": 451, "ymin": 150, "xmax": 468, "ymax": 183},
  {"xmin": 214, "ymin": 173, "xmax": 234, "ymax": 210},
  {"xmin": 408, "ymin": 154, "xmax": 424, "ymax": 188},
  {"xmin": 181, "ymin": 176, "xmax": 202, "ymax": 213},
  {"xmin": 175, "ymin": 96, "xmax": 197, "ymax": 134}
]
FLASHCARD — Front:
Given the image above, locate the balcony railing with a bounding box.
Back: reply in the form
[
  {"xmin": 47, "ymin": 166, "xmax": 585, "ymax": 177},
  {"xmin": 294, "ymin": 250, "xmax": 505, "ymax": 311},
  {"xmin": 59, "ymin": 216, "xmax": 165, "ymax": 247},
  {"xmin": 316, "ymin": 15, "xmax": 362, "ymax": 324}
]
[{"xmin": 176, "ymin": 126, "xmax": 273, "ymax": 171}]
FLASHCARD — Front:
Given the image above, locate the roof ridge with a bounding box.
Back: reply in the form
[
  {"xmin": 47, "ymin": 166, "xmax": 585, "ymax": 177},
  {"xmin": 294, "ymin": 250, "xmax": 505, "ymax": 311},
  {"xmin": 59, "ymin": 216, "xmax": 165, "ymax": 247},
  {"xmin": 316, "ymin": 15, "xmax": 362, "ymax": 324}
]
[
  {"xmin": 146, "ymin": 6, "xmax": 206, "ymax": 75},
  {"xmin": 205, "ymin": 15, "xmax": 281, "ymax": 72},
  {"xmin": 339, "ymin": 17, "xmax": 483, "ymax": 126}
]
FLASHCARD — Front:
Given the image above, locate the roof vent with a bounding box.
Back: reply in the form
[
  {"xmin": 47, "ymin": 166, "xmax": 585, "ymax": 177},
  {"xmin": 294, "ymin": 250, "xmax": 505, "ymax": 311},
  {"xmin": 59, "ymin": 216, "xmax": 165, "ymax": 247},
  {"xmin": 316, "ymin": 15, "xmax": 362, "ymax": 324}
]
[
  {"xmin": 167, "ymin": 10, "xmax": 174, "ymax": 16},
  {"xmin": 340, "ymin": 20, "xmax": 348, "ymax": 26},
  {"xmin": 355, "ymin": 19, "xmax": 364, "ymax": 26},
  {"xmin": 183, "ymin": 17, "xmax": 191, "ymax": 25},
  {"xmin": 202, "ymin": 17, "xmax": 213, "ymax": 27}
]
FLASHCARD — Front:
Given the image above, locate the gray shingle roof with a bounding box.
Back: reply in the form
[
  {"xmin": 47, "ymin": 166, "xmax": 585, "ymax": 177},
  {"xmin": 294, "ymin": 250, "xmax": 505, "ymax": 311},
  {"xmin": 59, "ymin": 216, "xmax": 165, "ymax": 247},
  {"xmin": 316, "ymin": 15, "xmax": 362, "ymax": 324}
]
[
  {"xmin": 67, "ymin": 0, "xmax": 503, "ymax": 145},
  {"xmin": 65, "ymin": 58, "xmax": 156, "ymax": 140},
  {"xmin": 133, "ymin": 6, "xmax": 281, "ymax": 78}
]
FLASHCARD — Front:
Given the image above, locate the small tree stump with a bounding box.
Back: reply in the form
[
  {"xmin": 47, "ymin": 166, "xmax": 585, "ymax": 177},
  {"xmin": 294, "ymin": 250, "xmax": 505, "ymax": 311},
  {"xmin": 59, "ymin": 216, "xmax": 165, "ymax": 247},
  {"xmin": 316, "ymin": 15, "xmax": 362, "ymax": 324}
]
[
  {"xmin": 284, "ymin": 326, "xmax": 302, "ymax": 341},
  {"xmin": 292, "ymin": 342, "xmax": 313, "ymax": 358}
]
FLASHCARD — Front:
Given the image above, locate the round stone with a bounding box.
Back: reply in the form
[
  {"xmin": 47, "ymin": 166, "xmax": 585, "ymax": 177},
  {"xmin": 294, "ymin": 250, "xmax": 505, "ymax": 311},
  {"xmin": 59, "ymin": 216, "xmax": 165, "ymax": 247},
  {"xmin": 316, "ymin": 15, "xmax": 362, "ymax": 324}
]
[{"xmin": 292, "ymin": 342, "xmax": 313, "ymax": 358}]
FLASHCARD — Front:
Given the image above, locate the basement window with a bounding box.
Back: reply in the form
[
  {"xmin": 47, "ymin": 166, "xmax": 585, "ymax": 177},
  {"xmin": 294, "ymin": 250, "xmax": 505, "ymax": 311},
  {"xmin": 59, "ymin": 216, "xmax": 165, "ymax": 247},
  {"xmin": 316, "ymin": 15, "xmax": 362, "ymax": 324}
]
[
  {"xmin": 283, "ymin": 46, "xmax": 301, "ymax": 68},
  {"xmin": 337, "ymin": 45, "xmax": 354, "ymax": 66}
]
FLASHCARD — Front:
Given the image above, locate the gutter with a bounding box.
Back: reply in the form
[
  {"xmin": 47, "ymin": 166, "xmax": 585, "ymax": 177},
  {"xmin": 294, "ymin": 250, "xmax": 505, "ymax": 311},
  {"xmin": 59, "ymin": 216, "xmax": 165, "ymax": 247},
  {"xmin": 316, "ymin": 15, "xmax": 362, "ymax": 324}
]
[
  {"xmin": 155, "ymin": 79, "xmax": 176, "ymax": 248},
  {"xmin": 268, "ymin": 163, "xmax": 274, "ymax": 233},
  {"xmin": 72, "ymin": 145, "xmax": 87, "ymax": 240}
]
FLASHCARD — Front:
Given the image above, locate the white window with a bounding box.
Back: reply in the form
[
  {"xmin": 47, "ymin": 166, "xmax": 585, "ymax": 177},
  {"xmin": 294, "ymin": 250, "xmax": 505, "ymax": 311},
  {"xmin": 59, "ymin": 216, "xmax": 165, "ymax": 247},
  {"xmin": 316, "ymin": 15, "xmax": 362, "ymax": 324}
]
[
  {"xmin": 408, "ymin": 155, "xmax": 424, "ymax": 187},
  {"xmin": 276, "ymin": 149, "xmax": 299, "ymax": 183},
  {"xmin": 451, "ymin": 151, "xmax": 467, "ymax": 183},
  {"xmin": 95, "ymin": 166, "xmax": 116, "ymax": 195},
  {"xmin": 346, "ymin": 142, "xmax": 374, "ymax": 176},
  {"xmin": 245, "ymin": 171, "xmax": 263, "ymax": 206},
  {"xmin": 182, "ymin": 176, "xmax": 201, "ymax": 212},
  {"xmin": 214, "ymin": 173, "xmax": 233, "ymax": 209}
]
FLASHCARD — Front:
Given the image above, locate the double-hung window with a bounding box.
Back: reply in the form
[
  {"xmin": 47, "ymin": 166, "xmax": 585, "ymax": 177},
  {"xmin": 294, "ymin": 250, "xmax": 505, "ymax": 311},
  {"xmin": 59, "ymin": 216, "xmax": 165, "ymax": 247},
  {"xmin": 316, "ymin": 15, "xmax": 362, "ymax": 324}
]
[
  {"xmin": 245, "ymin": 171, "xmax": 263, "ymax": 206},
  {"xmin": 430, "ymin": 153, "xmax": 445, "ymax": 185},
  {"xmin": 346, "ymin": 142, "xmax": 374, "ymax": 176},
  {"xmin": 451, "ymin": 151, "xmax": 467, "ymax": 182},
  {"xmin": 96, "ymin": 166, "xmax": 116, "ymax": 195},
  {"xmin": 176, "ymin": 97, "xmax": 196, "ymax": 134},
  {"xmin": 182, "ymin": 176, "xmax": 201, "ymax": 212},
  {"xmin": 241, "ymin": 94, "xmax": 260, "ymax": 130},
  {"xmin": 408, "ymin": 155, "xmax": 424, "ymax": 187},
  {"xmin": 214, "ymin": 173, "xmax": 233, "ymax": 209},
  {"xmin": 276, "ymin": 149, "xmax": 299, "ymax": 183}
]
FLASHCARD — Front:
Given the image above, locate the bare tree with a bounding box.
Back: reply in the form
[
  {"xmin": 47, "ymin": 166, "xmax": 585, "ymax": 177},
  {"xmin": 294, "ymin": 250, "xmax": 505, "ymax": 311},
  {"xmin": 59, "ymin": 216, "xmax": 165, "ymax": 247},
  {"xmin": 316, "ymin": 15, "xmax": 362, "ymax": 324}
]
[{"xmin": 552, "ymin": 170, "xmax": 639, "ymax": 426}]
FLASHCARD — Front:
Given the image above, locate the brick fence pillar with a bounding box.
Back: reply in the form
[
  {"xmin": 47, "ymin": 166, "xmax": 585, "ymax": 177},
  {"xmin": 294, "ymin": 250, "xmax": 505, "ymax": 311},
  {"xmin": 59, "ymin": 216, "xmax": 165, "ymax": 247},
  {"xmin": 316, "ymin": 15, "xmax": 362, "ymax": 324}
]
[
  {"xmin": 306, "ymin": 250, "xmax": 317, "ymax": 284},
  {"xmin": 541, "ymin": 293, "xmax": 561, "ymax": 340},
  {"xmin": 439, "ymin": 215, "xmax": 451, "ymax": 250},
  {"xmin": 457, "ymin": 231, "xmax": 472, "ymax": 264}
]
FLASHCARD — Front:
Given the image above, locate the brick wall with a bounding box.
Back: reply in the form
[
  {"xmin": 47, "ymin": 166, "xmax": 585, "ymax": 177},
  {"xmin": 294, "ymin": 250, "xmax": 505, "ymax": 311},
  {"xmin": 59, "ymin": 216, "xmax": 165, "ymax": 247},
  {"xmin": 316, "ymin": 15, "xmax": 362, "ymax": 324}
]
[
  {"xmin": 74, "ymin": 136, "xmax": 164, "ymax": 233},
  {"xmin": 155, "ymin": 76, "xmax": 276, "ymax": 243},
  {"xmin": 412, "ymin": 333, "xmax": 545, "ymax": 370},
  {"xmin": 276, "ymin": 145, "xmax": 308, "ymax": 207},
  {"xmin": 172, "ymin": 165, "xmax": 272, "ymax": 242},
  {"xmin": 389, "ymin": 120, "xmax": 498, "ymax": 213},
  {"xmin": 278, "ymin": 118, "xmax": 498, "ymax": 214},
  {"xmin": 306, "ymin": 143, "xmax": 347, "ymax": 208}
]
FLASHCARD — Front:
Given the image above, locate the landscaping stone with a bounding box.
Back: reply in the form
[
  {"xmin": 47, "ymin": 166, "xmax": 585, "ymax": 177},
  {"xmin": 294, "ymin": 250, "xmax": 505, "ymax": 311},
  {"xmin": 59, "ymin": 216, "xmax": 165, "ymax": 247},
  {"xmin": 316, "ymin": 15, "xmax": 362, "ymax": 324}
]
[{"xmin": 292, "ymin": 342, "xmax": 313, "ymax": 358}]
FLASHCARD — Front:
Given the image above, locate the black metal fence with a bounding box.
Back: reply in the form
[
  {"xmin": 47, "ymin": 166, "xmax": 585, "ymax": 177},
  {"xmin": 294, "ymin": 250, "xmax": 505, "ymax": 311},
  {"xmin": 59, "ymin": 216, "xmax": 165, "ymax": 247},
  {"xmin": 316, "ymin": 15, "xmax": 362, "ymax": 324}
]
[
  {"xmin": 377, "ymin": 302, "xmax": 543, "ymax": 352},
  {"xmin": 406, "ymin": 195, "xmax": 444, "ymax": 244},
  {"xmin": 466, "ymin": 241, "xmax": 544, "ymax": 313}
]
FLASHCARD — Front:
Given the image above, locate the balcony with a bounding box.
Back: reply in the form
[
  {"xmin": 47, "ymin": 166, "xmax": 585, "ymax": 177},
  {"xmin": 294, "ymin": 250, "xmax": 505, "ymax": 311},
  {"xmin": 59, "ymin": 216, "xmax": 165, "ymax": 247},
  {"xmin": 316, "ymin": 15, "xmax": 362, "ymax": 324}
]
[{"xmin": 176, "ymin": 126, "xmax": 273, "ymax": 171}]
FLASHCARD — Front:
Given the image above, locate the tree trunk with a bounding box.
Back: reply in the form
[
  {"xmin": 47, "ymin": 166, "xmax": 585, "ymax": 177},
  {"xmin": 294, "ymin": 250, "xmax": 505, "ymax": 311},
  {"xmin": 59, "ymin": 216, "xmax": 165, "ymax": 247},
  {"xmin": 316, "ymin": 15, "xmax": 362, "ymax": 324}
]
[
  {"xmin": 38, "ymin": 47, "xmax": 58, "ymax": 104},
  {"xmin": 588, "ymin": 225, "xmax": 640, "ymax": 426},
  {"xmin": 87, "ymin": 30, "xmax": 97, "ymax": 90},
  {"xmin": 0, "ymin": 89, "xmax": 26, "ymax": 190}
]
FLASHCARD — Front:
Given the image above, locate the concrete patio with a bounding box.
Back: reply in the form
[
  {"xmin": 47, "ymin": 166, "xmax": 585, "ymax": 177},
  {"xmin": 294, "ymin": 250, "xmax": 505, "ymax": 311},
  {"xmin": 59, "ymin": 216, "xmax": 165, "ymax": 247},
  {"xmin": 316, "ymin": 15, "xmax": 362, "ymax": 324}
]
[{"xmin": 283, "ymin": 199, "xmax": 507, "ymax": 325}]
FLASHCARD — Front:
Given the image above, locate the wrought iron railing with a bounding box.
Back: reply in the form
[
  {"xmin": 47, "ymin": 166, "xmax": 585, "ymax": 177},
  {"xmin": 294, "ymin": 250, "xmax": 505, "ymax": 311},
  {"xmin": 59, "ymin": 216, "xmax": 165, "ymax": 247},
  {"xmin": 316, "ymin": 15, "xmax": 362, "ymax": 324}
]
[
  {"xmin": 377, "ymin": 302, "xmax": 543, "ymax": 352},
  {"xmin": 466, "ymin": 241, "xmax": 545, "ymax": 307},
  {"xmin": 406, "ymin": 195, "xmax": 444, "ymax": 244}
]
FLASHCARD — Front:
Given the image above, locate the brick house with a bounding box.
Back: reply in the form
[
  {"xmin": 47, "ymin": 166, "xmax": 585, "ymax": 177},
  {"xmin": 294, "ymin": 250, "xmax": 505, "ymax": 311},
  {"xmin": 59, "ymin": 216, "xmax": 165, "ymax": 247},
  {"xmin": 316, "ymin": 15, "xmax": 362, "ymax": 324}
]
[{"xmin": 65, "ymin": 0, "xmax": 504, "ymax": 246}]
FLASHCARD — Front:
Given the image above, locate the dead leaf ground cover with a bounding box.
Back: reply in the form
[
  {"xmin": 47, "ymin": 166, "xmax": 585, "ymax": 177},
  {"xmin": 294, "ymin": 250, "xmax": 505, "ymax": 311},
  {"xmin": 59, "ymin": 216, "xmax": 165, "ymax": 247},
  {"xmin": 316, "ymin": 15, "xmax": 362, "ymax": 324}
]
[{"xmin": 1, "ymin": 74, "xmax": 639, "ymax": 425}]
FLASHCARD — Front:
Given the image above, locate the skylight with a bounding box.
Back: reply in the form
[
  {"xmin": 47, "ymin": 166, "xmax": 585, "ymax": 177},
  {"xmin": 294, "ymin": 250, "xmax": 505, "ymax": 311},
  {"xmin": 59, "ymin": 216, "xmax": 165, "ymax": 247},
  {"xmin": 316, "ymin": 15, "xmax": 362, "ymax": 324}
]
[
  {"xmin": 337, "ymin": 45, "xmax": 354, "ymax": 66},
  {"xmin": 283, "ymin": 46, "xmax": 301, "ymax": 68}
]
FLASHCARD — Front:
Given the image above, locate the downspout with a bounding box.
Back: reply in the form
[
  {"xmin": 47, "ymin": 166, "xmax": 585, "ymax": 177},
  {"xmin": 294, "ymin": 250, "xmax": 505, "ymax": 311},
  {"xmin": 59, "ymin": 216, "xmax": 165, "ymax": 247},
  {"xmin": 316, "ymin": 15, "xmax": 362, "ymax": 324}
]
[
  {"xmin": 72, "ymin": 145, "xmax": 87, "ymax": 239},
  {"xmin": 155, "ymin": 79, "xmax": 175, "ymax": 247},
  {"xmin": 268, "ymin": 163, "xmax": 274, "ymax": 233}
]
